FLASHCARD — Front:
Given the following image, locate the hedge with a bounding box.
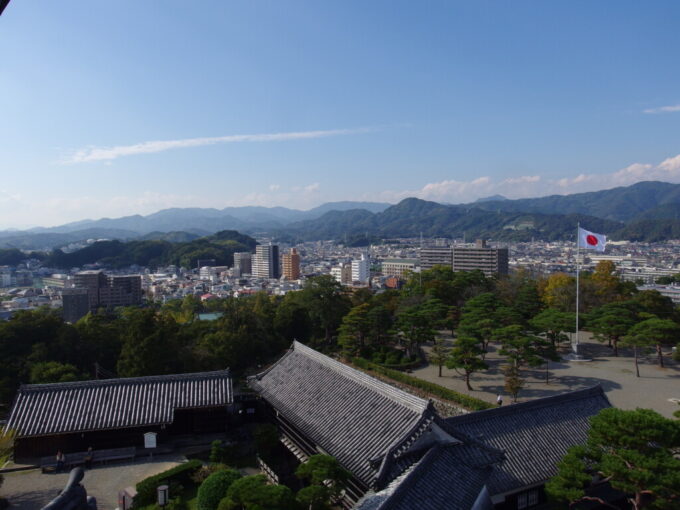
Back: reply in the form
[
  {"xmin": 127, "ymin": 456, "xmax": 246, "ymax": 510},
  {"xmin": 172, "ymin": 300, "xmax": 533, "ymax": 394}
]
[
  {"xmin": 352, "ymin": 357, "xmax": 494, "ymax": 411},
  {"xmin": 196, "ymin": 469, "xmax": 241, "ymax": 510},
  {"xmin": 133, "ymin": 459, "xmax": 202, "ymax": 508}
]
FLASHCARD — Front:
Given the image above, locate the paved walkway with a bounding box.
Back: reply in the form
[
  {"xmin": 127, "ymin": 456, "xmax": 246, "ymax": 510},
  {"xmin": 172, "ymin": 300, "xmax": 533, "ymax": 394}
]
[
  {"xmin": 1, "ymin": 454, "xmax": 185, "ymax": 510},
  {"xmin": 417, "ymin": 332, "xmax": 680, "ymax": 418}
]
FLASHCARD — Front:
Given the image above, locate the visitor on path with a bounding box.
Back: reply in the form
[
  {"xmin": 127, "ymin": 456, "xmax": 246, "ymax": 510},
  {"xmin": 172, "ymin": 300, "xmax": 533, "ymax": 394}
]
[
  {"xmin": 84, "ymin": 447, "xmax": 93, "ymax": 469},
  {"xmin": 56, "ymin": 450, "xmax": 65, "ymax": 472},
  {"xmin": 496, "ymin": 394, "xmax": 503, "ymax": 406}
]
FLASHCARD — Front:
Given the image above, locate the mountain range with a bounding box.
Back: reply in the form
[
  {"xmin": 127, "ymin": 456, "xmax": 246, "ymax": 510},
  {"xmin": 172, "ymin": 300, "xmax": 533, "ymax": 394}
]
[{"xmin": 2, "ymin": 181, "xmax": 680, "ymax": 249}]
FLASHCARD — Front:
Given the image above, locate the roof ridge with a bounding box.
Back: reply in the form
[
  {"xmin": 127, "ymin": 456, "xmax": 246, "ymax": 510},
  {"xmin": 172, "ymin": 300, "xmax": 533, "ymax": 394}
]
[
  {"xmin": 20, "ymin": 369, "xmax": 231, "ymax": 392},
  {"xmin": 446, "ymin": 385, "xmax": 608, "ymax": 424},
  {"xmin": 291, "ymin": 341, "xmax": 429, "ymax": 413}
]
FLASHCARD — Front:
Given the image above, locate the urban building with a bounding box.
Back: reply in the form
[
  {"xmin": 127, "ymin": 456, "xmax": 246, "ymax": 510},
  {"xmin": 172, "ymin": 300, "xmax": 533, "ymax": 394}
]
[
  {"xmin": 381, "ymin": 258, "xmax": 418, "ymax": 278},
  {"xmin": 282, "ymin": 248, "xmax": 301, "ymax": 280},
  {"xmin": 68, "ymin": 270, "xmax": 143, "ymax": 321},
  {"xmin": 452, "ymin": 239, "xmax": 509, "ymax": 276},
  {"xmin": 420, "ymin": 245, "xmax": 453, "ymax": 271},
  {"xmin": 351, "ymin": 253, "xmax": 370, "ymax": 284},
  {"xmin": 253, "ymin": 244, "xmax": 280, "ymax": 279},
  {"xmin": 331, "ymin": 263, "xmax": 353, "ymax": 285},
  {"xmin": 61, "ymin": 288, "xmax": 90, "ymax": 324},
  {"xmin": 233, "ymin": 252, "xmax": 252, "ymax": 276}
]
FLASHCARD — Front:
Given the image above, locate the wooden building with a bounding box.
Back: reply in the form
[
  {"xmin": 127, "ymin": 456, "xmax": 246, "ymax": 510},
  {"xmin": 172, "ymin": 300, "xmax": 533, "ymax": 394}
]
[{"xmin": 6, "ymin": 370, "xmax": 233, "ymax": 460}]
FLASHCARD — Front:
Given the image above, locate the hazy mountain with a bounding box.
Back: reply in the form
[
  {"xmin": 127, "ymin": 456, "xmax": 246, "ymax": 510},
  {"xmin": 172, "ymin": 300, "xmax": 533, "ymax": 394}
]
[
  {"xmin": 475, "ymin": 194, "xmax": 508, "ymax": 202},
  {"xmin": 467, "ymin": 181, "xmax": 680, "ymax": 222}
]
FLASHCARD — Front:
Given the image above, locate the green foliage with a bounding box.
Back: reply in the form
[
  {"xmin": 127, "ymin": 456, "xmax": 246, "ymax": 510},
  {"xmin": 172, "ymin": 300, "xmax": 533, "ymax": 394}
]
[
  {"xmin": 502, "ymin": 364, "xmax": 524, "ymax": 403},
  {"xmin": 44, "ymin": 230, "xmax": 256, "ymax": 270},
  {"xmin": 428, "ymin": 337, "xmax": 450, "ymax": 377},
  {"xmin": 196, "ymin": 469, "xmax": 242, "ymax": 510},
  {"xmin": 546, "ymin": 408, "xmax": 680, "ymax": 509},
  {"xmin": 529, "ymin": 308, "xmax": 574, "ymax": 347},
  {"xmin": 295, "ymin": 454, "xmax": 349, "ymax": 489},
  {"xmin": 352, "ymin": 357, "xmax": 494, "ymax": 411},
  {"xmin": 223, "ymin": 474, "xmax": 296, "ymax": 510},
  {"xmin": 296, "ymin": 485, "xmax": 331, "ymax": 510},
  {"xmin": 494, "ymin": 325, "xmax": 547, "ymax": 369},
  {"xmin": 445, "ymin": 336, "xmax": 488, "ymax": 390},
  {"xmin": 299, "ymin": 275, "xmax": 351, "ymax": 344},
  {"xmin": 133, "ymin": 459, "xmax": 202, "ymax": 508},
  {"xmin": 29, "ymin": 361, "xmax": 80, "ymax": 384}
]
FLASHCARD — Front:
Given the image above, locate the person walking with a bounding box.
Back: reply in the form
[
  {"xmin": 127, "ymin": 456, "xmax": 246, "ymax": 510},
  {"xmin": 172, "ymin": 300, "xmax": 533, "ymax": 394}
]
[
  {"xmin": 496, "ymin": 394, "xmax": 503, "ymax": 406},
  {"xmin": 56, "ymin": 450, "xmax": 65, "ymax": 472}
]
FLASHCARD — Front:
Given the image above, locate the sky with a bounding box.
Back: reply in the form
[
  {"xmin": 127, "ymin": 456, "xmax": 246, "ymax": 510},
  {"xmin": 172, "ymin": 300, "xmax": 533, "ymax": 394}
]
[{"xmin": 1, "ymin": 1, "xmax": 680, "ymax": 228}]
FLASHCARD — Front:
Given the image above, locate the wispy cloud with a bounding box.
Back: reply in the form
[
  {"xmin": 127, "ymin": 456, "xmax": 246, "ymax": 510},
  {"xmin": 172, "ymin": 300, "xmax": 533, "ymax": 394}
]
[
  {"xmin": 64, "ymin": 127, "xmax": 373, "ymax": 163},
  {"xmin": 643, "ymin": 104, "xmax": 680, "ymax": 114}
]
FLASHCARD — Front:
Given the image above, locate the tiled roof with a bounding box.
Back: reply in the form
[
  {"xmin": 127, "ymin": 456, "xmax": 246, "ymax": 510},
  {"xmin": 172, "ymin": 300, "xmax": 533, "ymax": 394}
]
[
  {"xmin": 248, "ymin": 341, "xmax": 434, "ymax": 487},
  {"xmin": 7, "ymin": 370, "xmax": 232, "ymax": 437},
  {"xmin": 445, "ymin": 385, "xmax": 611, "ymax": 495},
  {"xmin": 356, "ymin": 440, "xmax": 500, "ymax": 510}
]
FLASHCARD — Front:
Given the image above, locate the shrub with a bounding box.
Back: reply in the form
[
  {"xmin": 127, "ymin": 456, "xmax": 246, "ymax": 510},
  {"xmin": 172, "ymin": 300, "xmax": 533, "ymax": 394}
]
[
  {"xmin": 133, "ymin": 459, "xmax": 202, "ymax": 508},
  {"xmin": 352, "ymin": 357, "xmax": 494, "ymax": 411},
  {"xmin": 196, "ymin": 469, "xmax": 242, "ymax": 510},
  {"xmin": 191, "ymin": 464, "xmax": 229, "ymax": 484},
  {"xmin": 209, "ymin": 440, "xmax": 226, "ymax": 464}
]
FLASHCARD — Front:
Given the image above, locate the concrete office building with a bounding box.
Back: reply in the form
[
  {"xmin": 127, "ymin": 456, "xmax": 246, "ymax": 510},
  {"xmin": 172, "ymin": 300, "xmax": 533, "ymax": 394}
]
[
  {"xmin": 67, "ymin": 270, "xmax": 143, "ymax": 322},
  {"xmin": 331, "ymin": 263, "xmax": 353, "ymax": 285},
  {"xmin": 282, "ymin": 248, "xmax": 301, "ymax": 280},
  {"xmin": 381, "ymin": 259, "xmax": 418, "ymax": 278},
  {"xmin": 61, "ymin": 288, "xmax": 90, "ymax": 324},
  {"xmin": 253, "ymin": 244, "xmax": 280, "ymax": 279},
  {"xmin": 452, "ymin": 239, "xmax": 509, "ymax": 276},
  {"xmin": 233, "ymin": 252, "xmax": 252, "ymax": 275},
  {"xmin": 420, "ymin": 246, "xmax": 453, "ymax": 271}
]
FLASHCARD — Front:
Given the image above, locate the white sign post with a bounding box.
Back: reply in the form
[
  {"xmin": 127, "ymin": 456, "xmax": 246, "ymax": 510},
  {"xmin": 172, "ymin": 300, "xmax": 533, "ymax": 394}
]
[{"xmin": 144, "ymin": 432, "xmax": 157, "ymax": 459}]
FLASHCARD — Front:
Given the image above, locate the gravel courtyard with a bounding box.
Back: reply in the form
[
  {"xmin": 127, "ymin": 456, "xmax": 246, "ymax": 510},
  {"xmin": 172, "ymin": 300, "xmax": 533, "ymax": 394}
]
[
  {"xmin": 417, "ymin": 332, "xmax": 680, "ymax": 418},
  {"xmin": 0, "ymin": 454, "xmax": 185, "ymax": 510}
]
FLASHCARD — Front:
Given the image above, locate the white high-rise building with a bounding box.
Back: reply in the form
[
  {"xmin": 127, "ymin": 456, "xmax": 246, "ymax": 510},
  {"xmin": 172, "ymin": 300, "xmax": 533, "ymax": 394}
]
[
  {"xmin": 351, "ymin": 253, "xmax": 370, "ymax": 284},
  {"xmin": 253, "ymin": 244, "xmax": 280, "ymax": 279}
]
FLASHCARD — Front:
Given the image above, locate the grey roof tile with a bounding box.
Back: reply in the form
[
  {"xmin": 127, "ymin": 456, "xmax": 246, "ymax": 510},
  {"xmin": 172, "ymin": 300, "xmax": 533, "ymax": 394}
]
[{"xmin": 7, "ymin": 370, "xmax": 232, "ymax": 437}]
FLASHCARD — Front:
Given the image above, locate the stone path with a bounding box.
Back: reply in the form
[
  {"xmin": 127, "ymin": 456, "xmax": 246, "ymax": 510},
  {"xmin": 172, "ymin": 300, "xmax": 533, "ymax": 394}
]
[
  {"xmin": 416, "ymin": 332, "xmax": 680, "ymax": 418},
  {"xmin": 1, "ymin": 454, "xmax": 185, "ymax": 510}
]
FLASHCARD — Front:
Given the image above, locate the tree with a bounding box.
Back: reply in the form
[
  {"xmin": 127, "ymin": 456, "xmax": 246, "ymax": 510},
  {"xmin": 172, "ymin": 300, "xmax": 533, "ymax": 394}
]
[
  {"xmin": 588, "ymin": 303, "xmax": 637, "ymax": 356},
  {"xmin": 445, "ymin": 336, "xmax": 488, "ymax": 390},
  {"xmin": 197, "ymin": 469, "xmax": 242, "ymax": 510},
  {"xmin": 494, "ymin": 325, "xmax": 546, "ymax": 370},
  {"xmin": 29, "ymin": 361, "xmax": 80, "ymax": 384},
  {"xmin": 296, "ymin": 454, "xmax": 349, "ymax": 506},
  {"xmin": 337, "ymin": 303, "xmax": 371, "ymax": 357},
  {"xmin": 624, "ymin": 318, "xmax": 680, "ymax": 370},
  {"xmin": 223, "ymin": 474, "xmax": 296, "ymax": 510},
  {"xmin": 428, "ymin": 337, "xmax": 450, "ymax": 377},
  {"xmin": 546, "ymin": 408, "xmax": 680, "ymax": 510},
  {"xmin": 530, "ymin": 308, "xmax": 575, "ymax": 348},
  {"xmin": 300, "ymin": 276, "xmax": 351, "ymax": 345},
  {"xmin": 503, "ymin": 364, "xmax": 524, "ymax": 403},
  {"xmin": 394, "ymin": 306, "xmax": 436, "ymax": 358},
  {"xmin": 539, "ymin": 272, "xmax": 575, "ymax": 312}
]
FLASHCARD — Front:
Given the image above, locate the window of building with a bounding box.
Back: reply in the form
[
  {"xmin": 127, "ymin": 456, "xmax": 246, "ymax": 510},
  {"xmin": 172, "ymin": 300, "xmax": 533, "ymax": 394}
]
[{"xmin": 517, "ymin": 490, "xmax": 539, "ymax": 509}]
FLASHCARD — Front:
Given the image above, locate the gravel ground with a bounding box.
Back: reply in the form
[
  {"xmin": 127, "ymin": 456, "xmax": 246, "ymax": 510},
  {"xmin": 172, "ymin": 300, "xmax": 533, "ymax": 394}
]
[
  {"xmin": 1, "ymin": 454, "xmax": 185, "ymax": 510},
  {"xmin": 416, "ymin": 332, "xmax": 680, "ymax": 418}
]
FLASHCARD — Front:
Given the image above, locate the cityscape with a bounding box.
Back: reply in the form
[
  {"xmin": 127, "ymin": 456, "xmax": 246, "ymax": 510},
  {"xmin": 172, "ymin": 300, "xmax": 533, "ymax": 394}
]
[{"xmin": 1, "ymin": 2, "xmax": 679, "ymax": 510}]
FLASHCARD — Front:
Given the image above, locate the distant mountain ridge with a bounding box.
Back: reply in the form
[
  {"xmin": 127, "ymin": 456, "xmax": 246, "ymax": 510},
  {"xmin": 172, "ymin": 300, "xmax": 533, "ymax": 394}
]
[{"xmin": 4, "ymin": 182, "xmax": 680, "ymax": 249}]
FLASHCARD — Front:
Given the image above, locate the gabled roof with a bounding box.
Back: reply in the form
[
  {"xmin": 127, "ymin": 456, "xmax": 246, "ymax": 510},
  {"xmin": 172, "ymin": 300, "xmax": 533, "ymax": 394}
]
[
  {"xmin": 445, "ymin": 385, "xmax": 612, "ymax": 496},
  {"xmin": 7, "ymin": 370, "xmax": 232, "ymax": 438},
  {"xmin": 248, "ymin": 341, "xmax": 434, "ymax": 487},
  {"xmin": 356, "ymin": 440, "xmax": 500, "ymax": 510}
]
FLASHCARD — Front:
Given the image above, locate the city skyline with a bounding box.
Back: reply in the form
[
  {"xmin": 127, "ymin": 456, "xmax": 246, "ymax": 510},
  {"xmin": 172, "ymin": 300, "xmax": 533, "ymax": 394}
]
[{"xmin": 2, "ymin": 1, "xmax": 680, "ymax": 228}]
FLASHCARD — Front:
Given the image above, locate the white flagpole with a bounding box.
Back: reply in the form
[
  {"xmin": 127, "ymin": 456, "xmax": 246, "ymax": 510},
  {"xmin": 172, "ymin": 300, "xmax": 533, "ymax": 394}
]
[{"xmin": 575, "ymin": 222, "xmax": 580, "ymax": 355}]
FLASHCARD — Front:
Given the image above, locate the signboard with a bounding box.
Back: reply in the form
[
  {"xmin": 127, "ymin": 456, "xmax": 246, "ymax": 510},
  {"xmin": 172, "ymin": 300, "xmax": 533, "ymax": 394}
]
[{"xmin": 144, "ymin": 432, "xmax": 157, "ymax": 449}]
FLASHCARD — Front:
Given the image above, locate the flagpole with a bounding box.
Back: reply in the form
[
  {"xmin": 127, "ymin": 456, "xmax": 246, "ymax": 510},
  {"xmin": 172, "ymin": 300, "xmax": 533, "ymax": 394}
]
[{"xmin": 575, "ymin": 222, "xmax": 580, "ymax": 356}]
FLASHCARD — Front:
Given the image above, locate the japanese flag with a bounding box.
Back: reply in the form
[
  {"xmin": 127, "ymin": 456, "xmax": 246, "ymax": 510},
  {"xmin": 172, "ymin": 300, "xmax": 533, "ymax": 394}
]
[{"xmin": 578, "ymin": 227, "xmax": 606, "ymax": 252}]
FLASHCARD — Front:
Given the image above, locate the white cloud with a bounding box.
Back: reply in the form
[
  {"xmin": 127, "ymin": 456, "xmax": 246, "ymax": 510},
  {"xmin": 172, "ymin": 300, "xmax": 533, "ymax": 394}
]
[
  {"xmin": 643, "ymin": 104, "xmax": 680, "ymax": 114},
  {"xmin": 63, "ymin": 127, "xmax": 373, "ymax": 164},
  {"xmin": 268, "ymin": 184, "xmax": 281, "ymax": 191},
  {"xmin": 367, "ymin": 152, "xmax": 680, "ymax": 205},
  {"xmin": 304, "ymin": 182, "xmax": 320, "ymax": 193}
]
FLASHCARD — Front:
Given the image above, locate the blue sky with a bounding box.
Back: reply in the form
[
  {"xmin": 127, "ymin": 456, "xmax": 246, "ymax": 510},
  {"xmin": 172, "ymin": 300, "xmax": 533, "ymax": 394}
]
[{"xmin": 1, "ymin": 1, "xmax": 680, "ymax": 227}]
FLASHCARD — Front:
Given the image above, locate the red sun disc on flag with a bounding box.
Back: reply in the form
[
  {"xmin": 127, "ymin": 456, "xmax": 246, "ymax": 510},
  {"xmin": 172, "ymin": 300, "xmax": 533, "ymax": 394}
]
[{"xmin": 586, "ymin": 235, "xmax": 598, "ymax": 246}]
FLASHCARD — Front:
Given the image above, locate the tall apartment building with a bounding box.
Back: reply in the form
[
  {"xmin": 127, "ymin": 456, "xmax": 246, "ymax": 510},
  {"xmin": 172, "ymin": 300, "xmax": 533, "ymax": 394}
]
[
  {"xmin": 282, "ymin": 248, "xmax": 301, "ymax": 280},
  {"xmin": 233, "ymin": 252, "xmax": 252, "ymax": 276},
  {"xmin": 351, "ymin": 254, "xmax": 370, "ymax": 284},
  {"xmin": 331, "ymin": 263, "xmax": 353, "ymax": 285},
  {"xmin": 253, "ymin": 244, "xmax": 280, "ymax": 279},
  {"xmin": 420, "ymin": 246, "xmax": 453, "ymax": 271},
  {"xmin": 66, "ymin": 270, "xmax": 143, "ymax": 322},
  {"xmin": 452, "ymin": 239, "xmax": 509, "ymax": 276}
]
